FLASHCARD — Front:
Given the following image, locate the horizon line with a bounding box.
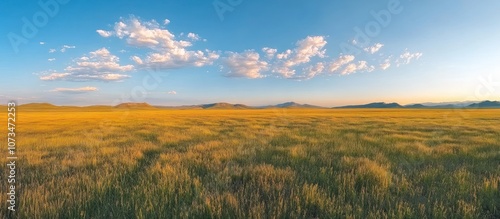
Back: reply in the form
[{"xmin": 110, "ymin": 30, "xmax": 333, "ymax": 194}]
[{"xmin": 4, "ymin": 99, "xmax": 500, "ymax": 108}]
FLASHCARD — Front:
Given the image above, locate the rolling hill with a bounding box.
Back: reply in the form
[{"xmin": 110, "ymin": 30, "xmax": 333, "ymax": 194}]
[
  {"xmin": 404, "ymin": 104, "xmax": 427, "ymax": 108},
  {"xmin": 201, "ymin": 103, "xmax": 252, "ymax": 109},
  {"xmin": 467, "ymin": 101, "xmax": 500, "ymax": 108},
  {"xmin": 336, "ymin": 102, "xmax": 403, "ymax": 108},
  {"xmin": 10, "ymin": 100, "xmax": 500, "ymax": 110},
  {"xmin": 114, "ymin": 102, "xmax": 157, "ymax": 109},
  {"xmin": 261, "ymin": 102, "xmax": 324, "ymax": 109}
]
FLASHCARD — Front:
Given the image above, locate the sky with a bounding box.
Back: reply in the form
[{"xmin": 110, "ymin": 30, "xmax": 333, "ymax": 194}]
[{"xmin": 1, "ymin": 0, "xmax": 500, "ymax": 107}]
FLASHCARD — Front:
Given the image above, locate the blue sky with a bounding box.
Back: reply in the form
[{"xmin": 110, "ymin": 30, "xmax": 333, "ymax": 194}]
[{"xmin": 1, "ymin": 0, "xmax": 500, "ymax": 106}]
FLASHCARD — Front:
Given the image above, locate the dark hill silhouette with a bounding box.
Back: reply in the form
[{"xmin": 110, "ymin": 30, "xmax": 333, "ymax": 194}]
[
  {"xmin": 114, "ymin": 102, "xmax": 156, "ymax": 109},
  {"xmin": 404, "ymin": 104, "xmax": 426, "ymax": 108},
  {"xmin": 264, "ymin": 102, "xmax": 323, "ymax": 109},
  {"xmin": 467, "ymin": 101, "xmax": 500, "ymax": 108},
  {"xmin": 426, "ymin": 104, "xmax": 460, "ymax": 108},
  {"xmin": 201, "ymin": 102, "xmax": 251, "ymax": 109},
  {"xmin": 336, "ymin": 102, "xmax": 403, "ymax": 108}
]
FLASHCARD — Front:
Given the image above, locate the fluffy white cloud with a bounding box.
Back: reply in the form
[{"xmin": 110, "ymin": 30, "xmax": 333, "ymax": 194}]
[
  {"xmin": 52, "ymin": 86, "xmax": 98, "ymax": 93},
  {"xmin": 130, "ymin": 56, "xmax": 143, "ymax": 65},
  {"xmin": 167, "ymin": 90, "xmax": 177, "ymax": 95},
  {"xmin": 220, "ymin": 36, "xmax": 381, "ymax": 79},
  {"xmin": 48, "ymin": 58, "xmax": 56, "ymax": 62},
  {"xmin": 40, "ymin": 48, "xmax": 133, "ymax": 82},
  {"xmin": 60, "ymin": 45, "xmax": 76, "ymax": 53},
  {"xmin": 271, "ymin": 65, "xmax": 295, "ymax": 78},
  {"xmin": 276, "ymin": 49, "xmax": 292, "ymax": 60},
  {"xmin": 286, "ymin": 36, "xmax": 327, "ymax": 66},
  {"xmin": 224, "ymin": 50, "xmax": 268, "ymax": 79},
  {"xmin": 271, "ymin": 36, "xmax": 328, "ymax": 78},
  {"xmin": 397, "ymin": 49, "xmax": 423, "ymax": 66},
  {"xmin": 137, "ymin": 49, "xmax": 219, "ymax": 69},
  {"xmin": 341, "ymin": 61, "xmax": 374, "ymax": 75},
  {"xmin": 39, "ymin": 42, "xmax": 45, "ymax": 45},
  {"xmin": 187, "ymin": 33, "xmax": 201, "ymax": 41},
  {"xmin": 302, "ymin": 62, "xmax": 325, "ymax": 79},
  {"xmin": 364, "ymin": 43, "xmax": 384, "ymax": 54},
  {"xmin": 98, "ymin": 16, "xmax": 219, "ymax": 69},
  {"xmin": 41, "ymin": 18, "xmax": 420, "ymax": 82},
  {"xmin": 262, "ymin": 47, "xmax": 277, "ymax": 59},
  {"xmin": 380, "ymin": 58, "xmax": 391, "ymax": 70},
  {"xmin": 329, "ymin": 55, "xmax": 355, "ymax": 73},
  {"xmin": 96, "ymin": 30, "xmax": 113, "ymax": 37}
]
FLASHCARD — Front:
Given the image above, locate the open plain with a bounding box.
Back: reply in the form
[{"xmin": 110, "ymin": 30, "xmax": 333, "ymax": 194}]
[{"xmin": 1, "ymin": 107, "xmax": 499, "ymax": 218}]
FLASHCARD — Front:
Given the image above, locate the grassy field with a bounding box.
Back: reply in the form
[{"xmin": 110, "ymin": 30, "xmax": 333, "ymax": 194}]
[{"xmin": 1, "ymin": 108, "xmax": 499, "ymax": 218}]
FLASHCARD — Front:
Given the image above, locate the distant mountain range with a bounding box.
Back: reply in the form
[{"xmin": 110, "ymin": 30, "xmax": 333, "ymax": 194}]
[
  {"xmin": 336, "ymin": 102, "xmax": 403, "ymax": 108},
  {"xmin": 155, "ymin": 102, "xmax": 252, "ymax": 109},
  {"xmin": 200, "ymin": 103, "xmax": 252, "ymax": 109},
  {"xmin": 155, "ymin": 101, "xmax": 323, "ymax": 109},
  {"xmin": 9, "ymin": 100, "xmax": 500, "ymax": 110},
  {"xmin": 415, "ymin": 100, "xmax": 481, "ymax": 107},
  {"xmin": 261, "ymin": 102, "xmax": 324, "ymax": 109},
  {"xmin": 467, "ymin": 101, "xmax": 500, "ymax": 108},
  {"xmin": 115, "ymin": 102, "xmax": 156, "ymax": 109},
  {"xmin": 335, "ymin": 101, "xmax": 500, "ymax": 109}
]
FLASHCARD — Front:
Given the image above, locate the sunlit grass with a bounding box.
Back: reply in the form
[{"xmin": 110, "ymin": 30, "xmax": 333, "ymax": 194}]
[{"xmin": 0, "ymin": 108, "xmax": 499, "ymax": 218}]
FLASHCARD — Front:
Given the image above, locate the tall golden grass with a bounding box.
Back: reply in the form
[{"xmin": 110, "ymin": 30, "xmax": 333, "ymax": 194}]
[{"xmin": 0, "ymin": 108, "xmax": 499, "ymax": 218}]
